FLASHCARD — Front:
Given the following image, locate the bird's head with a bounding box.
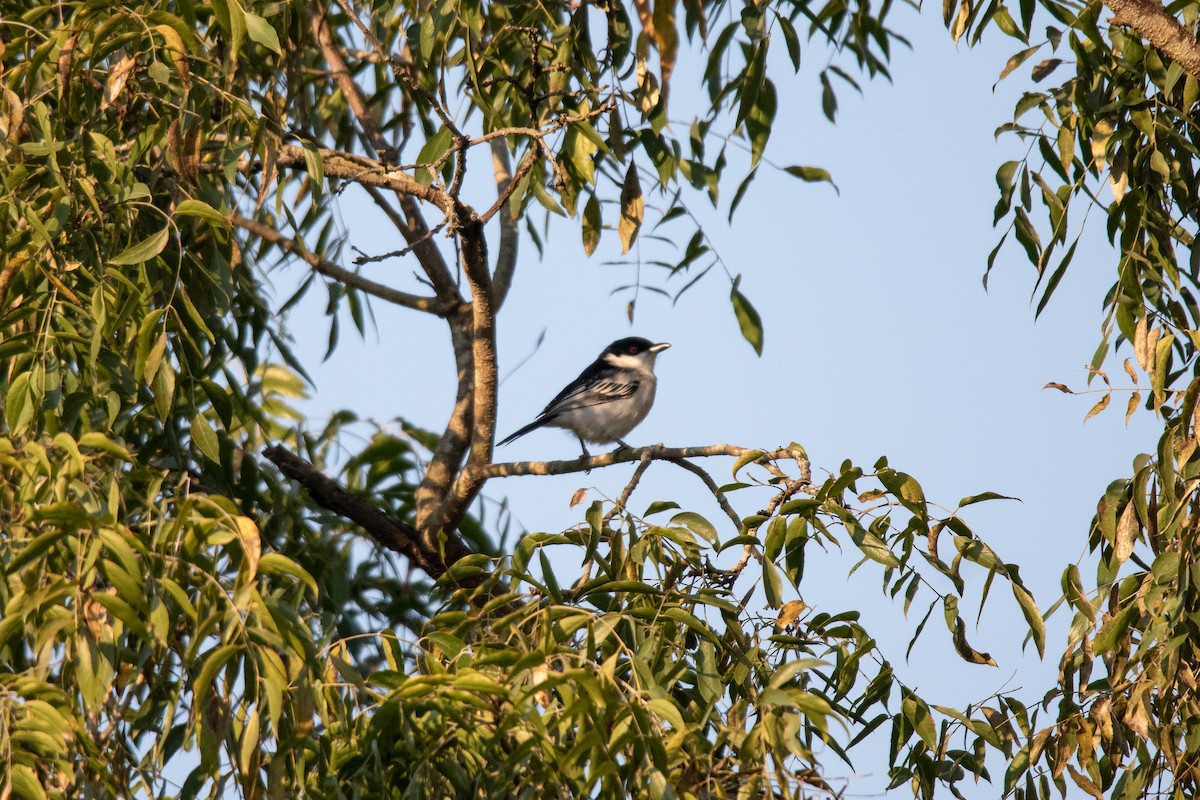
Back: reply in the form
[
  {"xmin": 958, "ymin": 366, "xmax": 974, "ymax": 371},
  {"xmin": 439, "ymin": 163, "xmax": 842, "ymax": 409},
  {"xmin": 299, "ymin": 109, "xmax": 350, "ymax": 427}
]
[{"xmin": 602, "ymin": 337, "xmax": 671, "ymax": 370}]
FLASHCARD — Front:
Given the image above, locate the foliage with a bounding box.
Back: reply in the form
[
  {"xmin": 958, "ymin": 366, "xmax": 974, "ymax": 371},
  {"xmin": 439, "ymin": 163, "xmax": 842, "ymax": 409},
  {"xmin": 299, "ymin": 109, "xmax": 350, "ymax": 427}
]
[{"xmin": 11, "ymin": 0, "xmax": 1194, "ymax": 796}]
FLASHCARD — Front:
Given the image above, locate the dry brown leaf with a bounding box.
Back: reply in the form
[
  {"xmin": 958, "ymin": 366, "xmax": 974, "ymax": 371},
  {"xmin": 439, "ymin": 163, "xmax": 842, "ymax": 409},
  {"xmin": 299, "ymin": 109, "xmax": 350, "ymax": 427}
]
[
  {"xmin": 569, "ymin": 487, "xmax": 587, "ymax": 508},
  {"xmin": 1114, "ymin": 503, "xmax": 1138, "ymax": 563},
  {"xmin": 1044, "ymin": 382, "xmax": 1075, "ymax": 394},
  {"xmin": 1066, "ymin": 764, "xmax": 1104, "ymax": 800},
  {"xmin": 952, "ymin": 617, "xmax": 997, "ymax": 666},
  {"xmin": 774, "ymin": 599, "xmax": 807, "ymax": 630},
  {"xmin": 1123, "ymin": 357, "xmax": 1138, "ymax": 384},
  {"xmin": 102, "ymin": 51, "xmax": 137, "ymax": 111}
]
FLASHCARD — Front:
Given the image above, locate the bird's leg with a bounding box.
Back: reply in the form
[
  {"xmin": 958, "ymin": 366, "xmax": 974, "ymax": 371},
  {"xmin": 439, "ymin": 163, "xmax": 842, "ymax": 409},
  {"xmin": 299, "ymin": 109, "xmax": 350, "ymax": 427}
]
[
  {"xmin": 578, "ymin": 437, "xmax": 592, "ymax": 474},
  {"xmin": 615, "ymin": 439, "xmax": 631, "ymax": 450}
]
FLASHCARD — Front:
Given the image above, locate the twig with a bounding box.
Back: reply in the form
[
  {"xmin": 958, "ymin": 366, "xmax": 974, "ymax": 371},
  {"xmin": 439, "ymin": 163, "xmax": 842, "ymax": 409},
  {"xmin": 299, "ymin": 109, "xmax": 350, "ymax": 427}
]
[
  {"xmin": 665, "ymin": 457, "xmax": 742, "ymax": 530},
  {"xmin": 352, "ymin": 221, "xmax": 447, "ymax": 265},
  {"xmin": 603, "ymin": 450, "xmax": 655, "ymax": 526},
  {"xmin": 231, "ymin": 215, "xmax": 452, "ymax": 314}
]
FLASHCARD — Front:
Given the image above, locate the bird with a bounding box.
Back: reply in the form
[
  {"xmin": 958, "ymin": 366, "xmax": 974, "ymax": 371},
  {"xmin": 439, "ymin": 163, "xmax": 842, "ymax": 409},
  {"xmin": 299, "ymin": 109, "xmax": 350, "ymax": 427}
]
[{"xmin": 498, "ymin": 336, "xmax": 671, "ymax": 457}]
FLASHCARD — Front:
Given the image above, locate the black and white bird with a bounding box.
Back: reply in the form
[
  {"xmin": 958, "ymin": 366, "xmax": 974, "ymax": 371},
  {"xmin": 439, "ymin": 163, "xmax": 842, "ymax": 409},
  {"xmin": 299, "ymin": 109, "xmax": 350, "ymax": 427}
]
[{"xmin": 498, "ymin": 337, "xmax": 671, "ymax": 457}]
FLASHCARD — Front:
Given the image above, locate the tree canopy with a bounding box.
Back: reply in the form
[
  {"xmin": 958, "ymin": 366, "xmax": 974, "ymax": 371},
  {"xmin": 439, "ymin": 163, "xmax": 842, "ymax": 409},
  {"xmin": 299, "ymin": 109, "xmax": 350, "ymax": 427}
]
[{"xmin": 4, "ymin": 0, "xmax": 1200, "ymax": 797}]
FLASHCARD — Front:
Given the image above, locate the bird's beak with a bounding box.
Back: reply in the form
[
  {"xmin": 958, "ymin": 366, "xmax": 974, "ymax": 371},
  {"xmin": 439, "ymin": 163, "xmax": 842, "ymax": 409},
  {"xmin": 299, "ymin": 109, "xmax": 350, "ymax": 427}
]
[{"xmin": 650, "ymin": 342, "xmax": 671, "ymax": 353}]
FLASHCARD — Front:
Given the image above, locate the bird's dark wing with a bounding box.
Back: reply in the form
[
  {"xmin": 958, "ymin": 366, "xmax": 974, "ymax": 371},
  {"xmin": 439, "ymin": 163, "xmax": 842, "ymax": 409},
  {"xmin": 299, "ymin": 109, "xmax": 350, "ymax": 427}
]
[{"xmin": 542, "ymin": 359, "xmax": 638, "ymax": 414}]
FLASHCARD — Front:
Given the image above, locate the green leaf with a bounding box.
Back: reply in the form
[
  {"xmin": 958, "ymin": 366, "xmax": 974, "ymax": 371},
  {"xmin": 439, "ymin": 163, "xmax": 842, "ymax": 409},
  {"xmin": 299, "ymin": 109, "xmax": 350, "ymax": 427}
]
[
  {"xmin": 243, "ymin": 11, "xmax": 281, "ymax": 54},
  {"xmin": 174, "ymin": 199, "xmax": 228, "ymax": 226},
  {"xmin": 110, "ymin": 227, "xmax": 169, "ymax": 265},
  {"xmin": 784, "ymin": 165, "xmax": 837, "ymax": 192},
  {"xmin": 582, "ymin": 194, "xmax": 601, "ymax": 257},
  {"xmin": 191, "ymin": 413, "xmax": 221, "ymax": 463},
  {"xmin": 670, "ymin": 511, "xmax": 717, "ymax": 543},
  {"xmin": 731, "ymin": 283, "xmax": 764, "ymax": 355}
]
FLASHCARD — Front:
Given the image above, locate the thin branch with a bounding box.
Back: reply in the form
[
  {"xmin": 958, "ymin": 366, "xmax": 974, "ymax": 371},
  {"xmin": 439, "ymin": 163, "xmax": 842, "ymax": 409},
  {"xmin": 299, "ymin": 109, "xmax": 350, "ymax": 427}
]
[
  {"xmin": 230, "ymin": 214, "xmax": 452, "ymax": 314},
  {"xmin": 603, "ymin": 450, "xmax": 655, "ymax": 526},
  {"xmin": 1107, "ymin": 0, "xmax": 1200, "ymax": 80},
  {"xmin": 352, "ymin": 221, "xmax": 446, "ymax": 265},
  {"xmin": 261, "ymin": 445, "xmax": 474, "ymax": 581},
  {"xmin": 481, "ymin": 444, "xmax": 811, "ymax": 479},
  {"xmin": 665, "ymin": 457, "xmax": 743, "ymax": 530},
  {"xmin": 480, "ymin": 143, "xmax": 542, "ymax": 224},
  {"xmin": 490, "ymin": 139, "xmax": 519, "ymax": 308}
]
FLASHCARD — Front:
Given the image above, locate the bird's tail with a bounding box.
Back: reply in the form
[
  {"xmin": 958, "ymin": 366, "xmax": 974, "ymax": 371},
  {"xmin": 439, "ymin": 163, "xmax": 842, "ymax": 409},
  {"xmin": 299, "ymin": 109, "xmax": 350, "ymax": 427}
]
[{"xmin": 497, "ymin": 416, "xmax": 551, "ymax": 446}]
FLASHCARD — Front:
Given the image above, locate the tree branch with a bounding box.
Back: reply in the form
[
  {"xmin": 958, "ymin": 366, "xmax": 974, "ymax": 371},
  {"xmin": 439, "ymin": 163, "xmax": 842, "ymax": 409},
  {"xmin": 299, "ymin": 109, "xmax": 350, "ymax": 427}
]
[
  {"xmin": 481, "ymin": 444, "xmax": 810, "ymax": 478},
  {"xmin": 1107, "ymin": 0, "xmax": 1200, "ymax": 80},
  {"xmin": 261, "ymin": 445, "xmax": 473, "ymax": 580},
  {"xmin": 268, "ymin": 144, "xmax": 455, "ymax": 216},
  {"xmin": 490, "ymin": 139, "xmax": 519, "ymax": 309},
  {"xmin": 230, "ymin": 214, "xmax": 451, "ymax": 314}
]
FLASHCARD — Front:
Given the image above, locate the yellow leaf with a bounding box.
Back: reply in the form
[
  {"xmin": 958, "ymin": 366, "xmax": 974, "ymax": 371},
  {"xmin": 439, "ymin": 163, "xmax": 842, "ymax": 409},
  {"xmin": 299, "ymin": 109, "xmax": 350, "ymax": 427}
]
[
  {"xmin": 1084, "ymin": 392, "xmax": 1111, "ymax": 421},
  {"xmin": 236, "ymin": 516, "xmax": 261, "ymax": 581}
]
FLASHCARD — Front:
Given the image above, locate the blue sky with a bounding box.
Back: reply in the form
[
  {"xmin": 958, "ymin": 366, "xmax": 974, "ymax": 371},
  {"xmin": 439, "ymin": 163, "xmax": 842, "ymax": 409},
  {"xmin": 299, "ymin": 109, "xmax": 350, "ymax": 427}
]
[{"xmin": 276, "ymin": 7, "xmax": 1150, "ymax": 795}]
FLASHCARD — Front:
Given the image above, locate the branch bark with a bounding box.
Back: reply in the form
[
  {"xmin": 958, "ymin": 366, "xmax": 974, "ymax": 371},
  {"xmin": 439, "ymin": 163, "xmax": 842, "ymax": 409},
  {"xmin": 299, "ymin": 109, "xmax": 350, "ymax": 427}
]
[
  {"xmin": 1106, "ymin": 0, "xmax": 1200, "ymax": 80},
  {"xmin": 481, "ymin": 444, "xmax": 811, "ymax": 478},
  {"xmin": 262, "ymin": 445, "xmax": 472, "ymax": 580},
  {"xmin": 490, "ymin": 139, "xmax": 519, "ymax": 309}
]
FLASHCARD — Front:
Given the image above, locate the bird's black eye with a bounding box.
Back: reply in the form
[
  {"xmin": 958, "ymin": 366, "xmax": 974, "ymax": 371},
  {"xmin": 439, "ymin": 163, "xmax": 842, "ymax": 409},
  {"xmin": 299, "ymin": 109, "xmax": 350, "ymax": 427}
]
[{"xmin": 628, "ymin": 345, "xmax": 639, "ymax": 354}]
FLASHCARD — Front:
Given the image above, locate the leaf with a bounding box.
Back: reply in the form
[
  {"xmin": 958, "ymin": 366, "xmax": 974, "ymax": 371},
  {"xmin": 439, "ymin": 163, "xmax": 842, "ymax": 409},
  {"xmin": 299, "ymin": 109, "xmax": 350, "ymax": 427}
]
[
  {"xmin": 951, "ymin": 614, "xmax": 997, "ymax": 666},
  {"xmin": 998, "ymin": 46, "xmax": 1040, "ymax": 83},
  {"xmin": 582, "ymin": 194, "xmax": 601, "ymax": 257},
  {"xmin": 1084, "ymin": 392, "xmax": 1111, "ymax": 421},
  {"xmin": 1125, "ymin": 390, "xmax": 1141, "ymax": 424},
  {"xmin": 243, "ymin": 11, "xmax": 281, "ymax": 54},
  {"xmin": 783, "ymin": 165, "xmax": 838, "ymax": 193},
  {"xmin": 235, "ymin": 516, "xmax": 261, "ymax": 581},
  {"xmin": 191, "ymin": 413, "xmax": 221, "ymax": 463},
  {"xmin": 670, "ymin": 511, "xmax": 717, "ymax": 543},
  {"xmin": 1030, "ymin": 58, "xmax": 1062, "ymax": 82},
  {"xmin": 1011, "ymin": 583, "xmax": 1045, "ymax": 656},
  {"xmin": 775, "ymin": 599, "xmax": 807, "ymax": 630},
  {"xmin": 110, "ymin": 227, "xmax": 169, "ymax": 265},
  {"xmin": 569, "ymin": 488, "xmax": 588, "ymax": 509},
  {"xmin": 175, "ymin": 199, "xmax": 228, "ymax": 226},
  {"xmin": 618, "ymin": 164, "xmax": 643, "ymax": 254},
  {"xmin": 102, "ymin": 51, "xmax": 137, "ymax": 110},
  {"xmin": 958, "ymin": 491, "xmax": 1019, "ymax": 507},
  {"xmin": 1043, "ymin": 381, "xmax": 1074, "ymax": 393},
  {"xmin": 730, "ymin": 283, "xmax": 763, "ymax": 355},
  {"xmin": 1114, "ymin": 502, "xmax": 1138, "ymax": 563}
]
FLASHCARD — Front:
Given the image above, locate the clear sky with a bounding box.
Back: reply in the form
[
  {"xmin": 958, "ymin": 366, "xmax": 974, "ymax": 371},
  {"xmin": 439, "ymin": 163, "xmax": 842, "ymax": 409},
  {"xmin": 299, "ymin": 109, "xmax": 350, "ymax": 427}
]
[{"xmin": 276, "ymin": 7, "xmax": 1147, "ymax": 796}]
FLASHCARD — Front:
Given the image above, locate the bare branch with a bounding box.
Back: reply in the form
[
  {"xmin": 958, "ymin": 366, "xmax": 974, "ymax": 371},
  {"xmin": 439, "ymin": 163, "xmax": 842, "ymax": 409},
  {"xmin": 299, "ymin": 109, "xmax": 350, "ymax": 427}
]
[
  {"xmin": 262, "ymin": 445, "xmax": 474, "ymax": 581},
  {"xmin": 490, "ymin": 139, "xmax": 519, "ymax": 308},
  {"xmin": 1107, "ymin": 0, "xmax": 1200, "ymax": 80},
  {"xmin": 481, "ymin": 444, "xmax": 811, "ymax": 479},
  {"xmin": 603, "ymin": 450, "xmax": 655, "ymax": 526},
  {"xmin": 230, "ymin": 215, "xmax": 451, "ymax": 314}
]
